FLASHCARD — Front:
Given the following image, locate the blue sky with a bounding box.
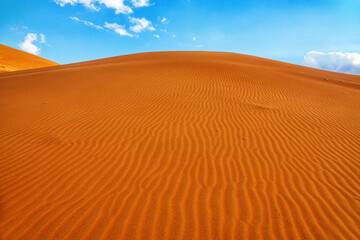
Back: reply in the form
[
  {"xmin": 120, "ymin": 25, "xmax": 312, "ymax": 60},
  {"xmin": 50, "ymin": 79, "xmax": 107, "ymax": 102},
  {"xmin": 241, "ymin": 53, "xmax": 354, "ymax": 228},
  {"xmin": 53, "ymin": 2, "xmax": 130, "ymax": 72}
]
[{"xmin": 0, "ymin": 0, "xmax": 359, "ymax": 73}]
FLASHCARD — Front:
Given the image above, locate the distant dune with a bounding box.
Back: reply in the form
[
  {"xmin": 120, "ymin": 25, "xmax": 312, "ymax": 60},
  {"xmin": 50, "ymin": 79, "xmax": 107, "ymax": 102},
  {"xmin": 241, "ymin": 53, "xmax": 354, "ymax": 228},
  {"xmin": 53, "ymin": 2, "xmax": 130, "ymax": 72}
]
[
  {"xmin": 0, "ymin": 51, "xmax": 359, "ymax": 239},
  {"xmin": 0, "ymin": 44, "xmax": 58, "ymax": 72}
]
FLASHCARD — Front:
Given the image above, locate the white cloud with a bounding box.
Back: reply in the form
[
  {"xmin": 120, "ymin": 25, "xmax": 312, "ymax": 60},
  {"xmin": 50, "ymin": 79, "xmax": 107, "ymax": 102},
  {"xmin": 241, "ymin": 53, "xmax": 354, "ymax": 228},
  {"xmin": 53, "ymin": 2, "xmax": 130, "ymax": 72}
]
[
  {"xmin": 70, "ymin": 16, "xmax": 104, "ymax": 30},
  {"xmin": 19, "ymin": 33, "xmax": 41, "ymax": 55},
  {"xmin": 192, "ymin": 37, "xmax": 196, "ymax": 41},
  {"xmin": 104, "ymin": 21, "xmax": 133, "ymax": 37},
  {"xmin": 54, "ymin": 0, "xmax": 98, "ymax": 10},
  {"xmin": 101, "ymin": 0, "xmax": 133, "ymax": 14},
  {"xmin": 70, "ymin": 16, "xmax": 80, "ymax": 21},
  {"xmin": 131, "ymin": 0, "xmax": 151, "ymax": 7},
  {"xmin": 84, "ymin": 20, "xmax": 104, "ymax": 30},
  {"xmin": 172, "ymin": 34, "xmax": 176, "ymax": 38},
  {"xmin": 153, "ymin": 34, "xmax": 160, "ymax": 38},
  {"xmin": 161, "ymin": 17, "xmax": 167, "ymax": 23},
  {"xmin": 303, "ymin": 51, "xmax": 360, "ymax": 75},
  {"xmin": 40, "ymin": 34, "xmax": 46, "ymax": 43},
  {"xmin": 54, "ymin": 0, "xmax": 133, "ymax": 14},
  {"xmin": 129, "ymin": 17, "xmax": 155, "ymax": 33},
  {"xmin": 10, "ymin": 26, "xmax": 29, "ymax": 31}
]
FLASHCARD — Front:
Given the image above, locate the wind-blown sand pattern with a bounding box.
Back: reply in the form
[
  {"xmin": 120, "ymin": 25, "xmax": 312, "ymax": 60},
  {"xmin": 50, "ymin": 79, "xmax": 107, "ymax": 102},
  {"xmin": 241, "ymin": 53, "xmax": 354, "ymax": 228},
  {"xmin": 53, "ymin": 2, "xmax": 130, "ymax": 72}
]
[
  {"xmin": 0, "ymin": 44, "xmax": 58, "ymax": 73},
  {"xmin": 0, "ymin": 52, "xmax": 359, "ymax": 239}
]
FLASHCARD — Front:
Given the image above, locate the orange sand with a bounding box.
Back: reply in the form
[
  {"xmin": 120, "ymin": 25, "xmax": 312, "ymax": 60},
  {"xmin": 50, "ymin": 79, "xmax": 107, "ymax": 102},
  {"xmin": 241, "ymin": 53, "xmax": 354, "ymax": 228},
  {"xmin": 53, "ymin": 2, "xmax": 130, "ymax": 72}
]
[
  {"xmin": 0, "ymin": 44, "xmax": 58, "ymax": 73},
  {"xmin": 0, "ymin": 51, "xmax": 359, "ymax": 240}
]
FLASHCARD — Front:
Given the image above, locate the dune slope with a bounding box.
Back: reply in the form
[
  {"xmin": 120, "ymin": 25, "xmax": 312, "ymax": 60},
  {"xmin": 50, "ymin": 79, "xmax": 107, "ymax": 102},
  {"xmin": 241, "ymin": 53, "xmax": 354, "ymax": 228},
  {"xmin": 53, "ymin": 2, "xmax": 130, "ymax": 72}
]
[
  {"xmin": 0, "ymin": 52, "xmax": 359, "ymax": 240},
  {"xmin": 0, "ymin": 44, "xmax": 58, "ymax": 72}
]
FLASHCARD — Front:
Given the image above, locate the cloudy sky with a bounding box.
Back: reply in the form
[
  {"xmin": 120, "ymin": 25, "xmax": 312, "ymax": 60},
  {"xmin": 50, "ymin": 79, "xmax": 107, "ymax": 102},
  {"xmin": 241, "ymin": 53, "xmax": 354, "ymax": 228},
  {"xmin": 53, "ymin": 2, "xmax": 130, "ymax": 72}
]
[{"xmin": 0, "ymin": 0, "xmax": 359, "ymax": 74}]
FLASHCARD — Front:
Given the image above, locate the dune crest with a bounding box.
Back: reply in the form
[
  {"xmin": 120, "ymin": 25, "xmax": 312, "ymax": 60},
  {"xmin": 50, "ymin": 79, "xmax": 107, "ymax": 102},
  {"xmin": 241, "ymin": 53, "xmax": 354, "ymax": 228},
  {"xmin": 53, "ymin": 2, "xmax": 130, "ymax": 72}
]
[
  {"xmin": 0, "ymin": 44, "xmax": 58, "ymax": 73},
  {"xmin": 0, "ymin": 51, "xmax": 359, "ymax": 239}
]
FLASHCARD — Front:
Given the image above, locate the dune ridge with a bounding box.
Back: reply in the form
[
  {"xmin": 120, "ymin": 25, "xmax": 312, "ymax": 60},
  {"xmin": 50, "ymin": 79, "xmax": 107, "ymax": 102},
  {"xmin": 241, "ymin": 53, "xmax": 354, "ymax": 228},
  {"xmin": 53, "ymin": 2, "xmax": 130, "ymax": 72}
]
[
  {"xmin": 0, "ymin": 44, "xmax": 58, "ymax": 73},
  {"xmin": 0, "ymin": 51, "xmax": 359, "ymax": 239}
]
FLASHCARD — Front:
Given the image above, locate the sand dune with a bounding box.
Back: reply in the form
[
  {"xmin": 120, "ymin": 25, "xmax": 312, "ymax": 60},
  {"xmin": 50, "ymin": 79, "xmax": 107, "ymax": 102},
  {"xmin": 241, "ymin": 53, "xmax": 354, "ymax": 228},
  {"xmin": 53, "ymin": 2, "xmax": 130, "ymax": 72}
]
[
  {"xmin": 0, "ymin": 51, "xmax": 359, "ymax": 239},
  {"xmin": 0, "ymin": 44, "xmax": 58, "ymax": 73}
]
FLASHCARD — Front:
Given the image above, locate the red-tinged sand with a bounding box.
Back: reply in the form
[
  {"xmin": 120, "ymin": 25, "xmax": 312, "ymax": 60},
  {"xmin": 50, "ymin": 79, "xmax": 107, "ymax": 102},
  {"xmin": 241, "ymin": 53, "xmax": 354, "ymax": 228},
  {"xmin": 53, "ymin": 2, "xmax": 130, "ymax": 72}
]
[
  {"xmin": 0, "ymin": 44, "xmax": 58, "ymax": 72},
  {"xmin": 0, "ymin": 51, "xmax": 359, "ymax": 240}
]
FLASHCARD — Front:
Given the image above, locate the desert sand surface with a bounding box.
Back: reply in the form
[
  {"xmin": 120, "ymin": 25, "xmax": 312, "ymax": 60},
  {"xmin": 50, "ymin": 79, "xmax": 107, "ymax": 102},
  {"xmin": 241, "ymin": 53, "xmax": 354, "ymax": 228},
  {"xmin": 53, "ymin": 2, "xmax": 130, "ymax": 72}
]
[
  {"xmin": 0, "ymin": 51, "xmax": 359, "ymax": 239},
  {"xmin": 0, "ymin": 44, "xmax": 58, "ymax": 73}
]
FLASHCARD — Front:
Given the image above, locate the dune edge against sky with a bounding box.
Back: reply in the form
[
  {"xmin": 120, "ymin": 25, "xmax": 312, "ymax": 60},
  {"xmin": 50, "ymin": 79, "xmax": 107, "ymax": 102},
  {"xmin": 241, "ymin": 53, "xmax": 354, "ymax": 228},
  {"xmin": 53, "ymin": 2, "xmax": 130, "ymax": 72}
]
[
  {"xmin": 0, "ymin": 44, "xmax": 58, "ymax": 73},
  {"xmin": 0, "ymin": 51, "xmax": 359, "ymax": 240}
]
